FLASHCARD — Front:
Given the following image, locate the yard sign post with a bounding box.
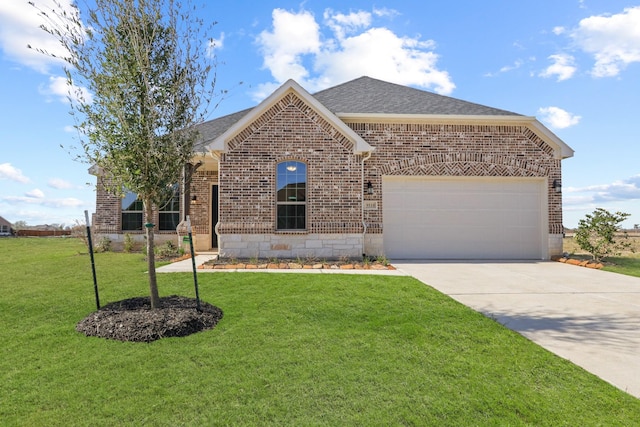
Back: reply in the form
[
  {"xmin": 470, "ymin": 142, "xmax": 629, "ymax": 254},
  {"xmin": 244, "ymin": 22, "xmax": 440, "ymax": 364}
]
[
  {"xmin": 186, "ymin": 215, "xmax": 201, "ymax": 312},
  {"xmin": 84, "ymin": 210, "xmax": 100, "ymax": 310}
]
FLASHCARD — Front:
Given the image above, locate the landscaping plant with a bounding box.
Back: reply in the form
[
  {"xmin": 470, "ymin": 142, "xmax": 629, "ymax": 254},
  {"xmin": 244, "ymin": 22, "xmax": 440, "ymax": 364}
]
[
  {"xmin": 31, "ymin": 0, "xmax": 219, "ymax": 308},
  {"xmin": 574, "ymin": 208, "xmax": 632, "ymax": 261}
]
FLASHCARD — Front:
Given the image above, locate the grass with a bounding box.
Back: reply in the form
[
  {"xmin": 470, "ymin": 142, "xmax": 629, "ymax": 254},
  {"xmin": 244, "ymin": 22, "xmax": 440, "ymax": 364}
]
[
  {"xmin": 563, "ymin": 235, "xmax": 640, "ymax": 277},
  {"xmin": 2, "ymin": 238, "xmax": 640, "ymax": 426}
]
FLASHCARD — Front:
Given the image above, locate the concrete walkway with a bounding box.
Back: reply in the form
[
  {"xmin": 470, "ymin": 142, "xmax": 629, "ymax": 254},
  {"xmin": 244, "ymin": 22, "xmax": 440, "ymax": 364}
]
[{"xmin": 393, "ymin": 261, "xmax": 640, "ymax": 399}]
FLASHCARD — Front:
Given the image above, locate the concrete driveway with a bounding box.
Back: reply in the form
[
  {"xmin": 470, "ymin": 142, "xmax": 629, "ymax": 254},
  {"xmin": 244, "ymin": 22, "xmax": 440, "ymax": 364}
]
[{"xmin": 393, "ymin": 261, "xmax": 640, "ymax": 399}]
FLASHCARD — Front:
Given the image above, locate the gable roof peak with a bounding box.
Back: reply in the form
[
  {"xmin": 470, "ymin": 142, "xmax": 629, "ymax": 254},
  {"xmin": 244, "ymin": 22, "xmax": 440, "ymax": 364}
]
[{"xmin": 206, "ymin": 78, "xmax": 374, "ymax": 154}]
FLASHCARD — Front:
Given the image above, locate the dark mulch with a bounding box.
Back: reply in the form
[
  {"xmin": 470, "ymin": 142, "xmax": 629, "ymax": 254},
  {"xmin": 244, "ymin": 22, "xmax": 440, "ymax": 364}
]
[{"xmin": 76, "ymin": 295, "xmax": 223, "ymax": 343}]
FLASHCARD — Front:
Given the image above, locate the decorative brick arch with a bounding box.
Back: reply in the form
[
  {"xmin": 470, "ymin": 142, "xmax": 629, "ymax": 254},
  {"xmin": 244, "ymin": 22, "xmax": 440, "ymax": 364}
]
[{"xmin": 380, "ymin": 153, "xmax": 548, "ymax": 177}]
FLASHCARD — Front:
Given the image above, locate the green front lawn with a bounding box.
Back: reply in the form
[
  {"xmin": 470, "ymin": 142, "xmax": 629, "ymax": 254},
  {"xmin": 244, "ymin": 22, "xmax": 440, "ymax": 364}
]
[
  {"xmin": 602, "ymin": 256, "xmax": 640, "ymax": 277},
  {"xmin": 1, "ymin": 238, "xmax": 639, "ymax": 426}
]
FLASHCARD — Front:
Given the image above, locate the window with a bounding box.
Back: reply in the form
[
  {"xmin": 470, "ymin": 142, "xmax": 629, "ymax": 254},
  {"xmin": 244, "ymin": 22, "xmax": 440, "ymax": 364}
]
[
  {"xmin": 159, "ymin": 185, "xmax": 180, "ymax": 231},
  {"xmin": 121, "ymin": 191, "xmax": 143, "ymax": 231},
  {"xmin": 121, "ymin": 186, "xmax": 181, "ymax": 231},
  {"xmin": 276, "ymin": 161, "xmax": 306, "ymax": 230}
]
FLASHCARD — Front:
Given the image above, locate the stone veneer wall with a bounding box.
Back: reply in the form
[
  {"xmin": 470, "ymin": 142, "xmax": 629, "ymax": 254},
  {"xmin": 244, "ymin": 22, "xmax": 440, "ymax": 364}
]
[{"xmin": 220, "ymin": 233, "xmax": 363, "ymax": 259}]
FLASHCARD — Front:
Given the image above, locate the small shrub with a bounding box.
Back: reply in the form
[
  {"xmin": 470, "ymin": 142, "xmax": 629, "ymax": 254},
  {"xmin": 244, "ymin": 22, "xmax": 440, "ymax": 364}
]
[
  {"xmin": 123, "ymin": 233, "xmax": 135, "ymax": 253},
  {"xmin": 575, "ymin": 208, "xmax": 632, "ymax": 261},
  {"xmin": 95, "ymin": 236, "xmax": 112, "ymax": 253},
  {"xmin": 155, "ymin": 240, "xmax": 180, "ymax": 259},
  {"xmin": 376, "ymin": 255, "xmax": 390, "ymax": 266},
  {"xmin": 71, "ymin": 220, "xmax": 90, "ymax": 250}
]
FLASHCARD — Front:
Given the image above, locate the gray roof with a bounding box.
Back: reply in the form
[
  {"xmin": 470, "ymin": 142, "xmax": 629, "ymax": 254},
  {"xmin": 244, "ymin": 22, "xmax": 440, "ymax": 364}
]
[
  {"xmin": 194, "ymin": 76, "xmax": 520, "ymax": 151},
  {"xmin": 314, "ymin": 76, "xmax": 520, "ymax": 116}
]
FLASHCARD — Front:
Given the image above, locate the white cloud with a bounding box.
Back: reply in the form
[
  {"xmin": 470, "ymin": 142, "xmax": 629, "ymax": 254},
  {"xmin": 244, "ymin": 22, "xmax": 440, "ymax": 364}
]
[
  {"xmin": 0, "ymin": 163, "xmax": 30, "ymax": 183},
  {"xmin": 3, "ymin": 194, "xmax": 84, "ymax": 208},
  {"xmin": 538, "ymin": 106, "xmax": 581, "ymax": 129},
  {"xmin": 323, "ymin": 9, "xmax": 372, "ymax": 39},
  {"xmin": 256, "ymin": 9, "xmax": 321, "ymax": 85},
  {"xmin": 0, "ymin": 0, "xmax": 74, "ymax": 73},
  {"xmin": 39, "ymin": 75, "xmax": 92, "ymax": 104},
  {"xmin": 373, "ymin": 8, "xmax": 400, "ymax": 19},
  {"xmin": 48, "ymin": 178, "xmax": 74, "ymax": 189},
  {"xmin": 500, "ymin": 59, "xmax": 524, "ymax": 73},
  {"xmin": 208, "ymin": 32, "xmax": 225, "ymax": 56},
  {"xmin": 565, "ymin": 175, "xmax": 640, "ymax": 204},
  {"xmin": 254, "ymin": 7, "xmax": 455, "ymax": 99},
  {"xmin": 571, "ymin": 6, "xmax": 640, "ymax": 77},
  {"xmin": 26, "ymin": 189, "xmax": 45, "ymax": 199},
  {"xmin": 539, "ymin": 54, "xmax": 577, "ymax": 81},
  {"xmin": 552, "ymin": 26, "xmax": 566, "ymax": 36},
  {"xmin": 484, "ymin": 59, "xmax": 526, "ymax": 78}
]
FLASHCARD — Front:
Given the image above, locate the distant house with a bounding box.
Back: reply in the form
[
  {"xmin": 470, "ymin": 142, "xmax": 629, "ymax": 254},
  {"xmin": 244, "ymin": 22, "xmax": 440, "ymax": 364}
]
[
  {"xmin": 91, "ymin": 76, "xmax": 574, "ymax": 260},
  {"xmin": 0, "ymin": 216, "xmax": 14, "ymax": 236}
]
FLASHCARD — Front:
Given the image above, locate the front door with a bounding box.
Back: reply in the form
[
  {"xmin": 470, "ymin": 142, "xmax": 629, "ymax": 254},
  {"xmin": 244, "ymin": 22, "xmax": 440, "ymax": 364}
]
[{"xmin": 211, "ymin": 184, "xmax": 219, "ymax": 248}]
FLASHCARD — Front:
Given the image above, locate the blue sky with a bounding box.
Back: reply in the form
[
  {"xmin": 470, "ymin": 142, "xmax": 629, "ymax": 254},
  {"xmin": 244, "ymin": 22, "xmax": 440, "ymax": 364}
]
[{"xmin": 1, "ymin": 0, "xmax": 639, "ymax": 228}]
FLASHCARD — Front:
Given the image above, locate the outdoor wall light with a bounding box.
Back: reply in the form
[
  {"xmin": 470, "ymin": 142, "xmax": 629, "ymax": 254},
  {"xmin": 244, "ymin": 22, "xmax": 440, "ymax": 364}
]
[
  {"xmin": 553, "ymin": 179, "xmax": 562, "ymax": 194},
  {"xmin": 366, "ymin": 181, "xmax": 374, "ymax": 195},
  {"xmin": 191, "ymin": 195, "xmax": 198, "ymax": 204}
]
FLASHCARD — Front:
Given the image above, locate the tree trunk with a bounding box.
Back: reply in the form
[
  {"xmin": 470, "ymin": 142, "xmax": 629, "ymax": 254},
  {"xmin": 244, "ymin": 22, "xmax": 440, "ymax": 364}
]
[{"xmin": 145, "ymin": 200, "xmax": 161, "ymax": 309}]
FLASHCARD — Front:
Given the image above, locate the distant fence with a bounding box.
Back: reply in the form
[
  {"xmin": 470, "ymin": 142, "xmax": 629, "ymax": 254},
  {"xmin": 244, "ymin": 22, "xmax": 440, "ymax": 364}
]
[{"xmin": 16, "ymin": 230, "xmax": 72, "ymax": 237}]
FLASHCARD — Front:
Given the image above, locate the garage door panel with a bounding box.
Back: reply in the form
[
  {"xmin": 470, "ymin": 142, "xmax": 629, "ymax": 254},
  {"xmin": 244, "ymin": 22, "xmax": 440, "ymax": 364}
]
[{"xmin": 383, "ymin": 177, "xmax": 545, "ymax": 259}]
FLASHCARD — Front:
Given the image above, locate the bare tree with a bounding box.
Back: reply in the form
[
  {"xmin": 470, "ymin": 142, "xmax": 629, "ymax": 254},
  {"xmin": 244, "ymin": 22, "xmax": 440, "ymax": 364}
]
[{"xmin": 31, "ymin": 0, "xmax": 219, "ymax": 308}]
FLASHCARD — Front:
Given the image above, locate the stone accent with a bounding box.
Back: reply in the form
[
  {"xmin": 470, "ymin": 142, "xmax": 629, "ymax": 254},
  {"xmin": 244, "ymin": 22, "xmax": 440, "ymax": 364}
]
[
  {"xmin": 218, "ymin": 233, "xmax": 363, "ymax": 259},
  {"xmin": 548, "ymin": 234, "xmax": 564, "ymax": 258}
]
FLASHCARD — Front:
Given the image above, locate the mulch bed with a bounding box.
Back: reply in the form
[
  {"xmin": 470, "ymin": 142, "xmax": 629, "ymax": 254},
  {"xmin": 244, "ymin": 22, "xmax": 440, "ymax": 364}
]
[
  {"xmin": 76, "ymin": 295, "xmax": 223, "ymax": 343},
  {"xmin": 200, "ymin": 258, "xmax": 394, "ymax": 270}
]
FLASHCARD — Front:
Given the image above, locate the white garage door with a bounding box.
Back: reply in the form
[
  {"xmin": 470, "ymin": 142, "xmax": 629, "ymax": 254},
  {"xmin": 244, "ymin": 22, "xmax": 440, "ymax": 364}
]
[{"xmin": 383, "ymin": 176, "xmax": 546, "ymax": 259}]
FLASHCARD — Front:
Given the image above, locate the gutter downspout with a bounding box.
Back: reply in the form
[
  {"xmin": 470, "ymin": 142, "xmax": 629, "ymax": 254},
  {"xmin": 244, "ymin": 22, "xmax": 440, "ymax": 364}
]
[{"xmin": 361, "ymin": 150, "xmax": 373, "ymax": 259}]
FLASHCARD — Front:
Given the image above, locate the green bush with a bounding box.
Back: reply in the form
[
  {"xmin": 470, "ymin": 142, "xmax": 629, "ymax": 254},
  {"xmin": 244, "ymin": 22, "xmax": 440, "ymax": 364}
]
[
  {"xmin": 95, "ymin": 236, "xmax": 112, "ymax": 253},
  {"xmin": 575, "ymin": 208, "xmax": 632, "ymax": 261},
  {"xmin": 123, "ymin": 233, "xmax": 135, "ymax": 252}
]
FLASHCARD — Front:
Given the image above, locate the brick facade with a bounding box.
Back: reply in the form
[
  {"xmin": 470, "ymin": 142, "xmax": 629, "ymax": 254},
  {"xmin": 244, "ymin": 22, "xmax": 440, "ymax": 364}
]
[
  {"xmin": 212, "ymin": 93, "xmax": 366, "ymax": 258},
  {"xmin": 92, "ymin": 176, "xmax": 187, "ymax": 250},
  {"xmin": 91, "ymin": 78, "xmax": 570, "ymax": 259},
  {"xmin": 350, "ymin": 122, "xmax": 563, "ymax": 237}
]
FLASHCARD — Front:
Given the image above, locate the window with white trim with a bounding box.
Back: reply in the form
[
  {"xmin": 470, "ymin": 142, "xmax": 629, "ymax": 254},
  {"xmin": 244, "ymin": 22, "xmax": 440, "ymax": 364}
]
[{"xmin": 276, "ymin": 161, "xmax": 306, "ymax": 230}]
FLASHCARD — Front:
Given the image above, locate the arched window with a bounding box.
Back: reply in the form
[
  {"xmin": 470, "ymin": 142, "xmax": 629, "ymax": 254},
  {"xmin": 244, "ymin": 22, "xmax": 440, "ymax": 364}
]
[{"xmin": 276, "ymin": 161, "xmax": 306, "ymax": 230}]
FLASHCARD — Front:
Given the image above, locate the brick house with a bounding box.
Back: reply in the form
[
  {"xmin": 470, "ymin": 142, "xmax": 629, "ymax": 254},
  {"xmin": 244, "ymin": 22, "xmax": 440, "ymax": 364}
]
[
  {"xmin": 92, "ymin": 76, "xmax": 574, "ymax": 259},
  {"xmin": 0, "ymin": 215, "xmax": 14, "ymax": 236}
]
